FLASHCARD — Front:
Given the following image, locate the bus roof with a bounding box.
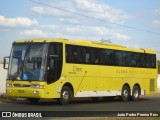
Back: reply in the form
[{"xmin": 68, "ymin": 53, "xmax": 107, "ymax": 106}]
[
  {"xmin": 15, "ymin": 38, "xmax": 68, "ymax": 43},
  {"xmin": 14, "ymin": 38, "xmax": 156, "ymax": 54}
]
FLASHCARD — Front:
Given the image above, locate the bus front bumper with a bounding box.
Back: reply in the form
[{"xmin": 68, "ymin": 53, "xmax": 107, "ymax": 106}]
[{"xmin": 6, "ymin": 87, "xmax": 46, "ymax": 98}]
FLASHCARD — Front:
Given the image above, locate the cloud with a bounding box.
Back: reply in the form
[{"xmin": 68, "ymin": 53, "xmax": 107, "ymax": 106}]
[
  {"xmin": 54, "ymin": 33, "xmax": 72, "ymax": 39},
  {"xmin": 152, "ymin": 20, "xmax": 160, "ymax": 28},
  {"xmin": 30, "ymin": 0, "xmax": 131, "ymax": 41},
  {"xmin": 31, "ymin": 6, "xmax": 68, "ymax": 17},
  {"xmin": 64, "ymin": 25, "xmax": 130, "ymax": 40},
  {"xmin": 19, "ymin": 29, "xmax": 48, "ymax": 37},
  {"xmin": 75, "ymin": 0, "xmax": 108, "ymax": 13},
  {"xmin": 75, "ymin": 0, "xmax": 129, "ymax": 23},
  {"xmin": 42, "ymin": 24, "xmax": 130, "ymax": 41},
  {"xmin": 155, "ymin": 9, "xmax": 160, "ymax": 16},
  {"xmin": 31, "ymin": 0, "xmax": 130, "ymax": 25},
  {"xmin": 113, "ymin": 33, "xmax": 130, "ymax": 40},
  {"xmin": 152, "ymin": 9, "xmax": 160, "ymax": 28},
  {"xmin": 0, "ymin": 15, "xmax": 38, "ymax": 27},
  {"xmin": 41, "ymin": 25, "xmax": 59, "ymax": 30},
  {"xmin": 0, "ymin": 29, "xmax": 10, "ymax": 33}
]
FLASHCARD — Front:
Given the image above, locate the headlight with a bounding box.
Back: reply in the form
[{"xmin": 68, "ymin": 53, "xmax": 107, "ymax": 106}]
[
  {"xmin": 30, "ymin": 84, "xmax": 44, "ymax": 89},
  {"xmin": 6, "ymin": 83, "xmax": 12, "ymax": 87}
]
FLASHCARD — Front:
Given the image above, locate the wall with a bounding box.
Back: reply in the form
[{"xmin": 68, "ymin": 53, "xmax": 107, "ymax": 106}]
[{"xmin": 0, "ymin": 64, "xmax": 7, "ymax": 95}]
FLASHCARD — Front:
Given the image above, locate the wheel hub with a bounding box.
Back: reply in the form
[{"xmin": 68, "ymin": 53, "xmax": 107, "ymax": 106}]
[
  {"xmin": 62, "ymin": 90, "xmax": 69, "ymax": 100},
  {"xmin": 123, "ymin": 89, "xmax": 128, "ymax": 97},
  {"xmin": 134, "ymin": 90, "xmax": 139, "ymax": 98}
]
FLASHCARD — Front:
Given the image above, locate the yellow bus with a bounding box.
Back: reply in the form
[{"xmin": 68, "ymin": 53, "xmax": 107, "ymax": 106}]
[{"xmin": 4, "ymin": 38, "xmax": 158, "ymax": 104}]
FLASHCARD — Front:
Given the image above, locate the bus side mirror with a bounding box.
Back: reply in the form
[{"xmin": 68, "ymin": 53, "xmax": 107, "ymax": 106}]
[{"xmin": 3, "ymin": 56, "xmax": 9, "ymax": 69}]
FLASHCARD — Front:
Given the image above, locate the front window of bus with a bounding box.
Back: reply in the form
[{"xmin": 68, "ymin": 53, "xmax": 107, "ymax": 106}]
[
  {"xmin": 8, "ymin": 44, "xmax": 26, "ymax": 80},
  {"xmin": 8, "ymin": 43, "xmax": 47, "ymax": 81}
]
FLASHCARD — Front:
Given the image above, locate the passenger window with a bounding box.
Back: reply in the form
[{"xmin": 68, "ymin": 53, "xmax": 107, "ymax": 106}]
[
  {"xmin": 66, "ymin": 45, "xmax": 73, "ymax": 63},
  {"xmin": 83, "ymin": 47, "xmax": 99, "ymax": 64},
  {"xmin": 84, "ymin": 48, "xmax": 91, "ymax": 63},
  {"xmin": 151, "ymin": 55, "xmax": 156, "ymax": 68},
  {"xmin": 66, "ymin": 45, "xmax": 83, "ymax": 63},
  {"xmin": 66, "ymin": 44, "xmax": 156, "ymax": 68}
]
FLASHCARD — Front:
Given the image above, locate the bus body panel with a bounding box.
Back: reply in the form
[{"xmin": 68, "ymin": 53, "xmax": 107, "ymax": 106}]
[{"xmin": 5, "ymin": 38, "xmax": 158, "ymax": 100}]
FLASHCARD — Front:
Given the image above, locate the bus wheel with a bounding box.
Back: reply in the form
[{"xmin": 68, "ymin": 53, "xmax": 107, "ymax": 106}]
[
  {"xmin": 59, "ymin": 86, "xmax": 73, "ymax": 105},
  {"xmin": 28, "ymin": 98, "xmax": 40, "ymax": 103},
  {"xmin": 131, "ymin": 86, "xmax": 140, "ymax": 101},
  {"xmin": 121, "ymin": 85, "xmax": 130, "ymax": 102}
]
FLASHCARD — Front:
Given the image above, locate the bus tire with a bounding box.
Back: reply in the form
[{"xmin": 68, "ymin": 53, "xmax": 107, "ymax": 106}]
[
  {"xmin": 131, "ymin": 86, "xmax": 140, "ymax": 101},
  {"xmin": 121, "ymin": 85, "xmax": 130, "ymax": 102},
  {"xmin": 59, "ymin": 86, "xmax": 73, "ymax": 105}
]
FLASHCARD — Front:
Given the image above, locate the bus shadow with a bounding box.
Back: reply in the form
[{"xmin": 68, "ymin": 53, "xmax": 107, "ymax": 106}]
[
  {"xmin": 70, "ymin": 97, "xmax": 150, "ymax": 105},
  {"xmin": 26, "ymin": 97, "xmax": 120, "ymax": 105},
  {"xmin": 1, "ymin": 96, "xmax": 151, "ymax": 106}
]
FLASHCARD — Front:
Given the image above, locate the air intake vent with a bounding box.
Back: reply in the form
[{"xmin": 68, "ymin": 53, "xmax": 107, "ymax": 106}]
[
  {"xmin": 150, "ymin": 79, "xmax": 155, "ymax": 91},
  {"xmin": 13, "ymin": 84, "xmax": 31, "ymax": 87}
]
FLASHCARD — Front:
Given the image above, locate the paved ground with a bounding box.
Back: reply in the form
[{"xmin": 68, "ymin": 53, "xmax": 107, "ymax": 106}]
[
  {"xmin": 0, "ymin": 95, "xmax": 160, "ymax": 119},
  {"xmin": 0, "ymin": 95, "xmax": 160, "ymax": 112}
]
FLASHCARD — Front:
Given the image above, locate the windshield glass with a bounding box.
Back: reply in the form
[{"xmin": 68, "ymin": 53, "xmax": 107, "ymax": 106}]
[{"xmin": 8, "ymin": 43, "xmax": 47, "ymax": 81}]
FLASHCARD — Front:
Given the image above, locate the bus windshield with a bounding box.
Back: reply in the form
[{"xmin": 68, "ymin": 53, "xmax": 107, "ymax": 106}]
[{"xmin": 8, "ymin": 43, "xmax": 47, "ymax": 81}]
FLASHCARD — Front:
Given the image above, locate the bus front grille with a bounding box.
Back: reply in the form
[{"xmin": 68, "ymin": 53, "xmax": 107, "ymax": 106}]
[{"xmin": 13, "ymin": 84, "xmax": 31, "ymax": 87}]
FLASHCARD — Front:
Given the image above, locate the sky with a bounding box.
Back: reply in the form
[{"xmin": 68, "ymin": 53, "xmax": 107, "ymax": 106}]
[{"xmin": 0, "ymin": 0, "xmax": 160, "ymax": 60}]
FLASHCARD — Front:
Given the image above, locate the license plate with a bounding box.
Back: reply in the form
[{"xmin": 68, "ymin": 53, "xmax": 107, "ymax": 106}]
[{"xmin": 18, "ymin": 90, "xmax": 25, "ymax": 93}]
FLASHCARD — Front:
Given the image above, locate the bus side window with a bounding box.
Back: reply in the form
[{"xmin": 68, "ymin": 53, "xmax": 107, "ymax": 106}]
[
  {"xmin": 139, "ymin": 54, "xmax": 146, "ymax": 68},
  {"xmin": 146, "ymin": 54, "xmax": 151, "ymax": 68},
  {"xmin": 72, "ymin": 46, "xmax": 82, "ymax": 63},
  {"xmin": 99, "ymin": 49, "xmax": 106, "ymax": 65},
  {"xmin": 93, "ymin": 49, "xmax": 99, "ymax": 64},
  {"xmin": 73, "ymin": 48, "xmax": 78, "ymax": 63},
  {"xmin": 66, "ymin": 45, "xmax": 73, "ymax": 63},
  {"xmin": 66, "ymin": 45, "xmax": 83, "ymax": 64},
  {"xmin": 151, "ymin": 55, "xmax": 156, "ymax": 68},
  {"xmin": 82, "ymin": 47, "xmax": 99, "ymax": 64},
  {"xmin": 84, "ymin": 48, "xmax": 91, "ymax": 63},
  {"xmin": 113, "ymin": 51, "xmax": 125, "ymax": 66},
  {"xmin": 99, "ymin": 49, "xmax": 114, "ymax": 65}
]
